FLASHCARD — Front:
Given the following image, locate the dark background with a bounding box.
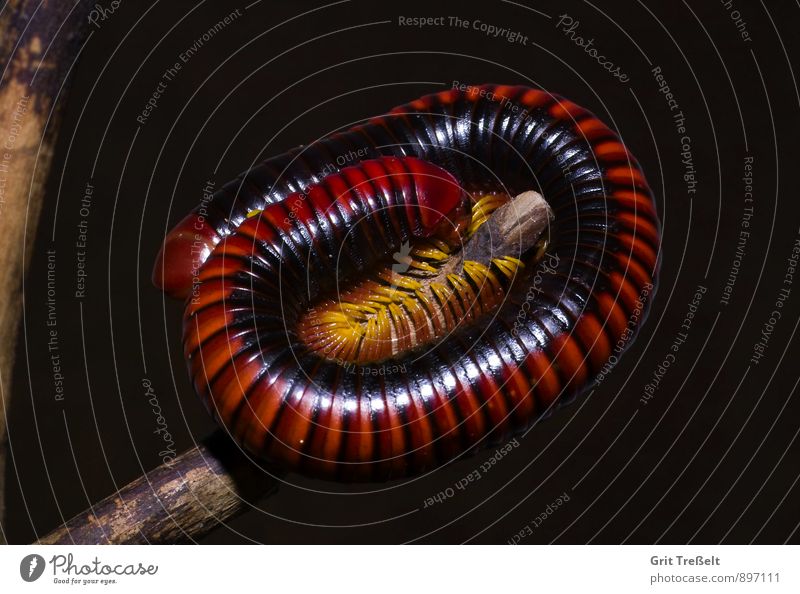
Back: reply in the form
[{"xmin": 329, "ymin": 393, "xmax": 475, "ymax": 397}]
[{"xmin": 5, "ymin": 0, "xmax": 799, "ymax": 544}]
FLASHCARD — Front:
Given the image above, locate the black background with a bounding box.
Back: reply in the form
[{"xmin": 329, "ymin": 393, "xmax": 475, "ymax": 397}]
[{"xmin": 5, "ymin": 0, "xmax": 799, "ymax": 544}]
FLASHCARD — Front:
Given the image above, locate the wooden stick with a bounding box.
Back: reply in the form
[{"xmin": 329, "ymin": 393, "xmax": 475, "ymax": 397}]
[
  {"xmin": 0, "ymin": 0, "xmax": 94, "ymax": 544},
  {"xmin": 37, "ymin": 433, "xmax": 279, "ymax": 544},
  {"xmin": 434, "ymin": 190, "xmax": 553, "ymax": 281},
  {"xmin": 462, "ymin": 190, "xmax": 552, "ymax": 265}
]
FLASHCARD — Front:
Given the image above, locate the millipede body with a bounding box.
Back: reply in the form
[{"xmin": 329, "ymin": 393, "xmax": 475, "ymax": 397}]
[{"xmin": 154, "ymin": 84, "xmax": 660, "ymax": 481}]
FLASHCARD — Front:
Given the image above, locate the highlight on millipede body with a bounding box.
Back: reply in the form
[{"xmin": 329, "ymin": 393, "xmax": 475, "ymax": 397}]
[{"xmin": 153, "ymin": 84, "xmax": 661, "ymax": 482}]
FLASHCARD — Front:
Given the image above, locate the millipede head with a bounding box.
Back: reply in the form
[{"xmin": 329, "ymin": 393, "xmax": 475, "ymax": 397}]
[{"xmin": 396, "ymin": 156, "xmax": 471, "ymax": 245}]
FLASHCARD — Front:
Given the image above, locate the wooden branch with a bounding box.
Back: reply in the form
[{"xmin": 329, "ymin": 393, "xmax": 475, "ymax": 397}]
[
  {"xmin": 0, "ymin": 0, "xmax": 94, "ymax": 544},
  {"xmin": 436, "ymin": 190, "xmax": 553, "ymax": 281},
  {"xmin": 463, "ymin": 191, "xmax": 553, "ymax": 263},
  {"xmin": 37, "ymin": 433, "xmax": 279, "ymax": 544}
]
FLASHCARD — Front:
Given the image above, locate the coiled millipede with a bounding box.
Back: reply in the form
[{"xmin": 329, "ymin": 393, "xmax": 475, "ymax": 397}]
[{"xmin": 154, "ymin": 84, "xmax": 660, "ymax": 481}]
